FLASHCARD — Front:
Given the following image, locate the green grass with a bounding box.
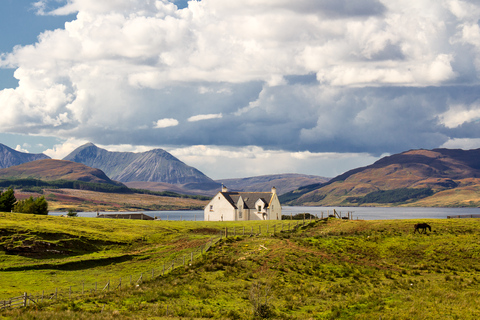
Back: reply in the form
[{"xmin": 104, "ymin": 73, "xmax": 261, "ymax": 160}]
[
  {"xmin": 2, "ymin": 214, "xmax": 480, "ymax": 319},
  {"xmin": 0, "ymin": 212, "xmax": 291, "ymax": 299}
]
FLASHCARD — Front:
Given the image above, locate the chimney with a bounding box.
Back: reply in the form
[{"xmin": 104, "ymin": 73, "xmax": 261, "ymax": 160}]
[
  {"xmin": 271, "ymin": 186, "xmax": 277, "ymax": 194},
  {"xmin": 222, "ymin": 184, "xmax": 228, "ymax": 192}
]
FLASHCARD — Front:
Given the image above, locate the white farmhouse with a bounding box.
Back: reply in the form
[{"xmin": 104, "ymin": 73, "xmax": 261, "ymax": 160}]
[{"xmin": 204, "ymin": 186, "xmax": 282, "ymax": 221}]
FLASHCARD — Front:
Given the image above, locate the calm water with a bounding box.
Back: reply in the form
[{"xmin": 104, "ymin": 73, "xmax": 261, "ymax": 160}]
[{"xmin": 49, "ymin": 206, "xmax": 480, "ymax": 221}]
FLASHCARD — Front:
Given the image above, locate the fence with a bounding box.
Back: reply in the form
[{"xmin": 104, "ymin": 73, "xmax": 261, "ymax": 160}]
[
  {"xmin": 447, "ymin": 214, "xmax": 480, "ymax": 219},
  {"xmin": 0, "ymin": 221, "xmax": 310, "ymax": 310}
]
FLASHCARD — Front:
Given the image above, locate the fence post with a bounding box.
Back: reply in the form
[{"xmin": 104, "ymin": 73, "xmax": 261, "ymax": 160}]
[
  {"xmin": 243, "ymin": 226, "xmax": 245, "ymax": 236},
  {"xmin": 163, "ymin": 264, "xmax": 165, "ymax": 276},
  {"xmin": 234, "ymin": 226, "xmax": 236, "ymax": 236},
  {"xmin": 69, "ymin": 286, "xmax": 72, "ymax": 299},
  {"xmin": 191, "ymin": 252, "xmax": 193, "ymax": 264},
  {"xmin": 23, "ymin": 292, "xmax": 27, "ymax": 307},
  {"xmin": 251, "ymin": 226, "xmax": 253, "ymax": 236},
  {"xmin": 274, "ymin": 225, "xmax": 276, "ymax": 235},
  {"xmin": 259, "ymin": 226, "xmax": 261, "ymax": 235},
  {"xmin": 267, "ymin": 225, "xmax": 269, "ymax": 234},
  {"xmin": 55, "ymin": 288, "xmax": 58, "ymax": 299},
  {"xmin": 95, "ymin": 282, "xmax": 97, "ymax": 293},
  {"xmin": 225, "ymin": 227, "xmax": 228, "ymax": 238}
]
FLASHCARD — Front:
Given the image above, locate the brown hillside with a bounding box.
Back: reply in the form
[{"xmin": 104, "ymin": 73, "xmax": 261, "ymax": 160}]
[
  {"xmin": 287, "ymin": 148, "xmax": 480, "ymax": 207},
  {"xmin": 0, "ymin": 159, "xmax": 119, "ymax": 185}
]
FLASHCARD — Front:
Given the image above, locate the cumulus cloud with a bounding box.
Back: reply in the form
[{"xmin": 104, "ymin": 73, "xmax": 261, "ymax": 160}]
[
  {"xmin": 1, "ymin": 0, "xmax": 480, "ymax": 169},
  {"xmin": 43, "ymin": 138, "xmax": 88, "ymax": 159},
  {"xmin": 188, "ymin": 113, "xmax": 222, "ymax": 122},
  {"xmin": 439, "ymin": 103, "xmax": 480, "ymax": 128},
  {"xmin": 154, "ymin": 118, "xmax": 179, "ymax": 128}
]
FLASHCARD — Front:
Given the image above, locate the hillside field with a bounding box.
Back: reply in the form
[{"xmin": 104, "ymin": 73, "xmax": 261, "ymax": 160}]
[
  {"xmin": 13, "ymin": 188, "xmax": 209, "ymax": 212},
  {"xmin": 1, "ymin": 213, "xmax": 480, "ymax": 319}
]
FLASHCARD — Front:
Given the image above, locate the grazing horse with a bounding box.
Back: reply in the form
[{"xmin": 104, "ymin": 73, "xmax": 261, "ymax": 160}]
[{"xmin": 414, "ymin": 223, "xmax": 431, "ymax": 234}]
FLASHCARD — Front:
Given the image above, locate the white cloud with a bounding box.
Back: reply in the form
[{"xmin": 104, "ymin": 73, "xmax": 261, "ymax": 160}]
[
  {"xmin": 439, "ymin": 103, "xmax": 480, "ymax": 128},
  {"xmin": 154, "ymin": 118, "xmax": 179, "ymax": 128},
  {"xmin": 1, "ymin": 0, "xmax": 480, "ymax": 168},
  {"xmin": 187, "ymin": 113, "xmax": 222, "ymax": 122},
  {"xmin": 15, "ymin": 144, "xmax": 29, "ymax": 153},
  {"xmin": 43, "ymin": 138, "xmax": 89, "ymax": 159},
  {"xmin": 441, "ymin": 138, "xmax": 480, "ymax": 150}
]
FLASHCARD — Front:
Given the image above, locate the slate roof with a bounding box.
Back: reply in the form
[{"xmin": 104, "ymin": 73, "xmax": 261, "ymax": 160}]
[{"xmin": 221, "ymin": 192, "xmax": 274, "ymax": 209}]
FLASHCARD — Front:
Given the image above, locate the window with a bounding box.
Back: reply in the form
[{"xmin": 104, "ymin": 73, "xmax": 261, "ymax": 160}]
[
  {"xmin": 210, "ymin": 205, "xmax": 213, "ymax": 211},
  {"xmin": 257, "ymin": 205, "xmax": 262, "ymax": 212},
  {"xmin": 239, "ymin": 210, "xmax": 242, "ymax": 219}
]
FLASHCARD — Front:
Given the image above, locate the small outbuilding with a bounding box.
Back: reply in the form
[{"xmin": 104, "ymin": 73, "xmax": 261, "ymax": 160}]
[
  {"xmin": 96, "ymin": 212, "xmax": 154, "ymax": 220},
  {"xmin": 204, "ymin": 186, "xmax": 282, "ymax": 221}
]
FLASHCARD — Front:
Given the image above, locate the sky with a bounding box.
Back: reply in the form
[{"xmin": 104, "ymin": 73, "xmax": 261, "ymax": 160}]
[{"xmin": 1, "ymin": 0, "xmax": 480, "ymax": 180}]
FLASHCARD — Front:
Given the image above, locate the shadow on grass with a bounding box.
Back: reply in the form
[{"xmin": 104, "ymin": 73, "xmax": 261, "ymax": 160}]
[{"xmin": 1, "ymin": 254, "xmax": 136, "ymax": 272}]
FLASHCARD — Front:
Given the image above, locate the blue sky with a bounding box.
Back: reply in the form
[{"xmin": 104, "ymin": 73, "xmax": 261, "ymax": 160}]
[{"xmin": 1, "ymin": 0, "xmax": 480, "ymax": 179}]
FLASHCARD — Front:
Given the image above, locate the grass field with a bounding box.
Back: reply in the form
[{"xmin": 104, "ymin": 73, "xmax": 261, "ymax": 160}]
[
  {"xmin": 1, "ymin": 213, "xmax": 480, "ymax": 319},
  {"xmin": 14, "ymin": 188, "xmax": 209, "ymax": 212}
]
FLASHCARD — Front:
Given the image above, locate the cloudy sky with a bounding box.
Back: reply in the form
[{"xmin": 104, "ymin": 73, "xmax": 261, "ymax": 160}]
[{"xmin": 1, "ymin": 0, "xmax": 480, "ymax": 180}]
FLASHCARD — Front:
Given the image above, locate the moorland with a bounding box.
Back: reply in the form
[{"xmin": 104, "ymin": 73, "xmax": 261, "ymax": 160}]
[{"xmin": 1, "ymin": 213, "xmax": 480, "ymax": 319}]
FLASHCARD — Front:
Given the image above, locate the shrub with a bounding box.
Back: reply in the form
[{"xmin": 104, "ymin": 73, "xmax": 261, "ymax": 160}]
[
  {"xmin": 13, "ymin": 195, "xmax": 49, "ymax": 215},
  {"xmin": 67, "ymin": 209, "xmax": 78, "ymax": 217},
  {"xmin": 0, "ymin": 188, "xmax": 16, "ymax": 212}
]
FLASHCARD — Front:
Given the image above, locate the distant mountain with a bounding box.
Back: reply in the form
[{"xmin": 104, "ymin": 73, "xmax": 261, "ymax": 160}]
[
  {"xmin": 217, "ymin": 174, "xmax": 330, "ymax": 195},
  {"xmin": 281, "ymin": 148, "xmax": 480, "ymax": 207},
  {"xmin": 0, "ymin": 143, "xmax": 50, "ymax": 169},
  {"xmin": 64, "ymin": 143, "xmax": 220, "ymax": 190},
  {"xmin": 0, "ymin": 159, "xmax": 121, "ymax": 185}
]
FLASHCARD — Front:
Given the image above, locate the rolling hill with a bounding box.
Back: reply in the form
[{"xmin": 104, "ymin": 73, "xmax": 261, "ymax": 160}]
[
  {"xmin": 0, "ymin": 159, "xmax": 122, "ymax": 186},
  {"xmin": 281, "ymin": 148, "xmax": 480, "ymax": 207},
  {"xmin": 217, "ymin": 173, "xmax": 329, "ymax": 195},
  {"xmin": 0, "ymin": 143, "xmax": 50, "ymax": 169}
]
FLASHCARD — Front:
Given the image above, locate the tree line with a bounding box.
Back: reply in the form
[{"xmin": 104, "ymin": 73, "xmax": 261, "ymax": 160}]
[{"xmin": 0, "ymin": 188, "xmax": 48, "ymax": 215}]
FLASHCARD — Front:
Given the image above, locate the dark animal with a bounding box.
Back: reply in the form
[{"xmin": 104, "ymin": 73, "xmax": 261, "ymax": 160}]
[{"xmin": 414, "ymin": 223, "xmax": 431, "ymax": 234}]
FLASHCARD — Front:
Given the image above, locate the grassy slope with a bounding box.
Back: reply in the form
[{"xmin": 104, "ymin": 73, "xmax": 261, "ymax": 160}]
[
  {"xmin": 285, "ymin": 149, "xmax": 480, "ymax": 207},
  {"xmin": 14, "ymin": 188, "xmax": 209, "ymax": 211},
  {"xmin": 2, "ymin": 215, "xmax": 480, "ymax": 319},
  {"xmin": 0, "ymin": 213, "xmax": 285, "ymax": 298},
  {"xmin": 0, "ymin": 159, "xmax": 116, "ymax": 185}
]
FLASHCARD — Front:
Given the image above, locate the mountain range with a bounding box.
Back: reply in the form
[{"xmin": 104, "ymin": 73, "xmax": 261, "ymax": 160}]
[
  {"xmin": 63, "ymin": 143, "xmax": 221, "ymax": 191},
  {"xmin": 217, "ymin": 174, "xmax": 329, "ymax": 196},
  {"xmin": 0, "ymin": 142, "xmax": 329, "ymax": 196},
  {"xmin": 281, "ymin": 148, "xmax": 480, "ymax": 207},
  {"xmin": 0, "ymin": 144, "xmax": 49, "ymax": 168},
  {"xmin": 5, "ymin": 141, "xmax": 480, "ymax": 207}
]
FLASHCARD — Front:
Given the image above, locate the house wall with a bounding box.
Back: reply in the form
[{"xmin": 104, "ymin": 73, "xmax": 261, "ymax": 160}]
[
  {"xmin": 204, "ymin": 193, "xmax": 235, "ymax": 221},
  {"xmin": 268, "ymin": 194, "xmax": 282, "ymax": 220}
]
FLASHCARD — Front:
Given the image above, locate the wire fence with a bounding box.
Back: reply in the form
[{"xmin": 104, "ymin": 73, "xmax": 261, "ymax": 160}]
[{"xmin": 0, "ymin": 220, "xmax": 310, "ymax": 310}]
